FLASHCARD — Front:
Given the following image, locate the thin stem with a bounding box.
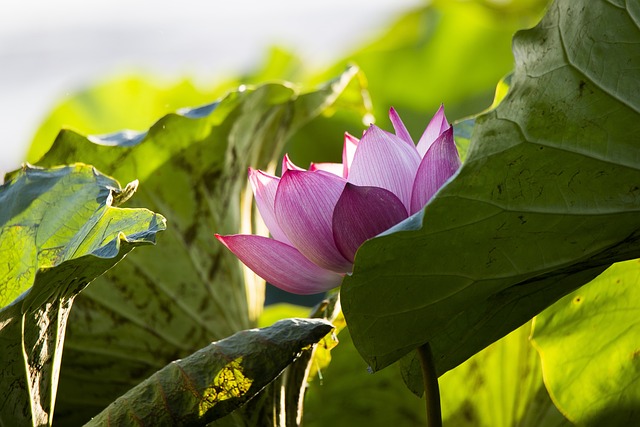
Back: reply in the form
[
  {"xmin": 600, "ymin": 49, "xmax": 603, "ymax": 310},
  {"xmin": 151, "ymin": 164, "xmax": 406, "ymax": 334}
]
[{"xmin": 417, "ymin": 342, "xmax": 442, "ymax": 427}]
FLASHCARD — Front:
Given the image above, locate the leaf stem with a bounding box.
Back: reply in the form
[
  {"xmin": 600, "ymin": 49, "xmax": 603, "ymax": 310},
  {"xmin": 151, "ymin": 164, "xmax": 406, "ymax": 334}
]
[{"xmin": 417, "ymin": 342, "xmax": 442, "ymax": 427}]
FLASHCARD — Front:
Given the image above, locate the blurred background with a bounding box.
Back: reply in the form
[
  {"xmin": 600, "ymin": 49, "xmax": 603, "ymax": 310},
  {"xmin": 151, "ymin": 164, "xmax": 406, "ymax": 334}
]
[
  {"xmin": 0, "ymin": 0, "xmax": 548, "ymax": 179},
  {"xmin": 1, "ymin": 0, "xmax": 418, "ymax": 176}
]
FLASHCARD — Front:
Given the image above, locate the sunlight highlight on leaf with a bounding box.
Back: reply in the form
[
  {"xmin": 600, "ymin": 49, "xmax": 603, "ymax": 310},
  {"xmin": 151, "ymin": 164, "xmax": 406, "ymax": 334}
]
[
  {"xmin": 199, "ymin": 357, "xmax": 253, "ymax": 416},
  {"xmin": 532, "ymin": 259, "xmax": 640, "ymax": 426}
]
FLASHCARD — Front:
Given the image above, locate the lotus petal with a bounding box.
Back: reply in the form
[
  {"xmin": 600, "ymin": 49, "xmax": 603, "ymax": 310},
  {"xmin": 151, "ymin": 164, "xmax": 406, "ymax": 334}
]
[
  {"xmin": 248, "ymin": 168, "xmax": 291, "ymax": 244},
  {"xmin": 282, "ymin": 153, "xmax": 305, "ymax": 174},
  {"xmin": 348, "ymin": 125, "xmax": 421, "ymax": 211},
  {"xmin": 332, "ymin": 184, "xmax": 408, "ymax": 262},
  {"xmin": 215, "ymin": 234, "xmax": 342, "ymax": 294},
  {"xmin": 216, "ymin": 104, "xmax": 461, "ymax": 296},
  {"xmin": 416, "ymin": 104, "xmax": 449, "ymax": 157},
  {"xmin": 342, "ymin": 133, "xmax": 359, "ymax": 179},
  {"xmin": 410, "ymin": 127, "xmax": 461, "ymax": 214},
  {"xmin": 389, "ymin": 107, "xmax": 413, "ymax": 145},
  {"xmin": 275, "ymin": 170, "xmax": 351, "ymax": 273},
  {"xmin": 310, "ymin": 162, "xmax": 343, "ymax": 177}
]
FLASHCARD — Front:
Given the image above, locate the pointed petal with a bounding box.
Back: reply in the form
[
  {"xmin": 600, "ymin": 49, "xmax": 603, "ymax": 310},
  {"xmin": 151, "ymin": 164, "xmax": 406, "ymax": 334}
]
[
  {"xmin": 248, "ymin": 168, "xmax": 291, "ymax": 244},
  {"xmin": 342, "ymin": 133, "xmax": 359, "ymax": 179},
  {"xmin": 389, "ymin": 107, "xmax": 413, "ymax": 145},
  {"xmin": 416, "ymin": 104, "xmax": 449, "ymax": 157},
  {"xmin": 332, "ymin": 184, "xmax": 408, "ymax": 263},
  {"xmin": 310, "ymin": 162, "xmax": 343, "ymax": 176},
  {"xmin": 347, "ymin": 125, "xmax": 421, "ymax": 212},
  {"xmin": 282, "ymin": 153, "xmax": 305, "ymax": 174},
  {"xmin": 410, "ymin": 127, "xmax": 461, "ymax": 214},
  {"xmin": 216, "ymin": 234, "xmax": 342, "ymax": 294},
  {"xmin": 275, "ymin": 170, "xmax": 352, "ymax": 273}
]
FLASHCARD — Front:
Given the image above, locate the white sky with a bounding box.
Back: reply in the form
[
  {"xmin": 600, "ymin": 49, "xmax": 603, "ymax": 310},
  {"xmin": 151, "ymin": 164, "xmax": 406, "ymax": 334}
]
[{"xmin": 0, "ymin": 0, "xmax": 423, "ymax": 178}]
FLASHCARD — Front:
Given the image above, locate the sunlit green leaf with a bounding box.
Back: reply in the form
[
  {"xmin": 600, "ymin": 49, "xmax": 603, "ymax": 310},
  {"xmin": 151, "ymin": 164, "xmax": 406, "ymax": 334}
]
[
  {"xmin": 29, "ymin": 68, "xmax": 368, "ymax": 425},
  {"xmin": 438, "ymin": 323, "xmax": 569, "ymax": 426},
  {"xmin": 85, "ymin": 318, "xmax": 333, "ymax": 426},
  {"xmin": 532, "ymin": 259, "xmax": 640, "ymax": 426},
  {"xmin": 0, "ymin": 164, "xmax": 165, "ymax": 427},
  {"xmin": 342, "ymin": 0, "xmax": 640, "ymax": 376}
]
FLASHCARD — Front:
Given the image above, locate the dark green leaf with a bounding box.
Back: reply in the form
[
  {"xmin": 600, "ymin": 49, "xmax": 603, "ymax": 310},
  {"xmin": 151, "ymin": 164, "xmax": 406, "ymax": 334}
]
[
  {"xmin": 29, "ymin": 68, "xmax": 367, "ymax": 425},
  {"xmin": 85, "ymin": 318, "xmax": 333, "ymax": 426},
  {"xmin": 342, "ymin": 0, "xmax": 640, "ymax": 374},
  {"xmin": 0, "ymin": 164, "xmax": 165, "ymax": 427},
  {"xmin": 532, "ymin": 259, "xmax": 640, "ymax": 426}
]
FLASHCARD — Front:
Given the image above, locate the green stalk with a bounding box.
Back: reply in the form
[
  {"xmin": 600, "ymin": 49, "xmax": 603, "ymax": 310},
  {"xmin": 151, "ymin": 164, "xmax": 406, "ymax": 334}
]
[{"xmin": 417, "ymin": 342, "xmax": 442, "ymax": 427}]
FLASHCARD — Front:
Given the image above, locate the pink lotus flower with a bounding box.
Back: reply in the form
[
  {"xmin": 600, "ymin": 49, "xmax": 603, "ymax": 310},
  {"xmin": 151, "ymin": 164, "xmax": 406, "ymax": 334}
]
[{"xmin": 216, "ymin": 106, "xmax": 461, "ymax": 294}]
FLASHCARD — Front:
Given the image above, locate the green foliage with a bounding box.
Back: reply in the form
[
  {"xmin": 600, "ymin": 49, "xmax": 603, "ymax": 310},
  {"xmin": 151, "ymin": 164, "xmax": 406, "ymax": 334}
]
[
  {"xmin": 315, "ymin": 0, "xmax": 547, "ymax": 132},
  {"xmin": 258, "ymin": 303, "xmax": 311, "ymax": 328},
  {"xmin": 86, "ymin": 318, "xmax": 333, "ymax": 426},
  {"xmin": 264, "ymin": 0, "xmax": 547, "ymax": 175},
  {"xmin": 532, "ymin": 259, "xmax": 640, "ymax": 426},
  {"xmin": 438, "ymin": 323, "xmax": 569, "ymax": 427},
  {"xmin": 29, "ymin": 68, "xmax": 367, "ymax": 425},
  {"xmin": 0, "ymin": 164, "xmax": 165, "ymax": 426},
  {"xmin": 341, "ymin": 0, "xmax": 640, "ymax": 379},
  {"xmin": 304, "ymin": 327, "xmax": 425, "ymax": 426},
  {"xmin": 303, "ymin": 321, "xmax": 570, "ymax": 426},
  {"xmin": 11, "ymin": 0, "xmax": 638, "ymax": 425},
  {"xmin": 259, "ymin": 297, "xmax": 342, "ymax": 379},
  {"xmin": 27, "ymin": 77, "xmax": 223, "ymax": 166}
]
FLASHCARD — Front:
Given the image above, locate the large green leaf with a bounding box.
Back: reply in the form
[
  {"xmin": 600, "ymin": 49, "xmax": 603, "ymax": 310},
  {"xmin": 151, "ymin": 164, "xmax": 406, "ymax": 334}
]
[
  {"xmin": 531, "ymin": 259, "xmax": 640, "ymax": 426},
  {"xmin": 0, "ymin": 164, "xmax": 165, "ymax": 426},
  {"xmin": 341, "ymin": 0, "xmax": 640, "ymax": 374},
  {"xmin": 85, "ymin": 318, "xmax": 333, "ymax": 426},
  {"xmin": 29, "ymin": 68, "xmax": 367, "ymax": 425}
]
